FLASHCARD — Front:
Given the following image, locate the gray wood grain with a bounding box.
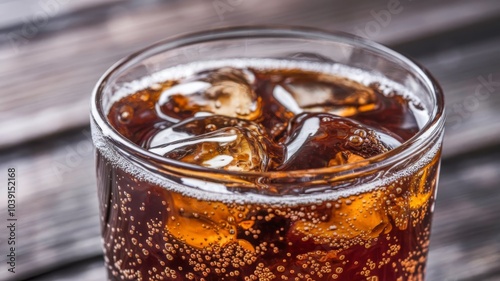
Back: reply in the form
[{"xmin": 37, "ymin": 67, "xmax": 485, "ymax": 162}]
[
  {"xmin": 427, "ymin": 151, "xmax": 500, "ymax": 281},
  {"xmin": 25, "ymin": 257, "xmax": 106, "ymax": 281},
  {"xmin": 0, "ymin": 130, "xmax": 101, "ymax": 280},
  {"xmin": 0, "ymin": 0, "xmax": 120, "ymax": 29},
  {"xmin": 417, "ymin": 37, "xmax": 500, "ymax": 157}
]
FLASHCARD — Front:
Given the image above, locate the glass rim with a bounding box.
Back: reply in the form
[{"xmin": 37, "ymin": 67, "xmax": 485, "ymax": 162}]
[{"xmin": 91, "ymin": 25, "xmax": 445, "ymax": 181}]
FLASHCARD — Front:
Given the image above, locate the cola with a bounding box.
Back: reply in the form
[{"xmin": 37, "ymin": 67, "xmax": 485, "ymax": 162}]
[{"xmin": 95, "ymin": 59, "xmax": 442, "ymax": 281}]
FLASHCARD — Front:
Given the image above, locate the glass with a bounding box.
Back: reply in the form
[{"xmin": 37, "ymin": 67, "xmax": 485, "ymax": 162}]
[{"xmin": 91, "ymin": 27, "xmax": 445, "ymax": 281}]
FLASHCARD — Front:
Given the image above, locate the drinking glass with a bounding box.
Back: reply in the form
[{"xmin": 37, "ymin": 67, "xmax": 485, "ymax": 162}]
[{"xmin": 91, "ymin": 27, "xmax": 445, "ymax": 281}]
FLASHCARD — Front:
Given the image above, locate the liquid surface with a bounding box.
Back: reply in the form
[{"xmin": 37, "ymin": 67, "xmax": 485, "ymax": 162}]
[{"xmin": 108, "ymin": 61, "xmax": 423, "ymax": 172}]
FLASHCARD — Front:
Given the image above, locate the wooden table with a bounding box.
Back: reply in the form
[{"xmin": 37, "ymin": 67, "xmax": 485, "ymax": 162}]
[{"xmin": 1, "ymin": 0, "xmax": 499, "ymax": 280}]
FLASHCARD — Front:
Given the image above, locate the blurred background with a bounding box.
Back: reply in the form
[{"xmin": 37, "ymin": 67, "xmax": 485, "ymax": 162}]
[{"xmin": 0, "ymin": 0, "xmax": 499, "ymax": 280}]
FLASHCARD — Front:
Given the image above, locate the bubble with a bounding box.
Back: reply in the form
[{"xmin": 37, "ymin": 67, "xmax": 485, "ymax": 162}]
[
  {"xmin": 348, "ymin": 135, "xmax": 363, "ymax": 147},
  {"xmin": 118, "ymin": 105, "xmax": 133, "ymax": 124}
]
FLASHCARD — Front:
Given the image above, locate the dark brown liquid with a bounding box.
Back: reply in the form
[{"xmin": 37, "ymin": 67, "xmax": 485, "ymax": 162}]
[
  {"xmin": 108, "ymin": 67, "xmax": 420, "ymax": 172},
  {"xmin": 97, "ymin": 63, "xmax": 439, "ymax": 280}
]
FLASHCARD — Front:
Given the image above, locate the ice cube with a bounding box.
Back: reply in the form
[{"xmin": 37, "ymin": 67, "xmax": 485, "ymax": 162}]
[
  {"xmin": 280, "ymin": 75, "xmax": 378, "ymax": 117},
  {"xmin": 352, "ymin": 88, "xmax": 419, "ymax": 141},
  {"xmin": 147, "ymin": 115, "xmax": 263, "ymax": 145},
  {"xmin": 147, "ymin": 115, "xmax": 281, "ymax": 171},
  {"xmin": 256, "ymin": 81, "xmax": 296, "ymax": 142},
  {"xmin": 149, "ymin": 116, "xmax": 268, "ymax": 171},
  {"xmin": 156, "ymin": 68, "xmax": 261, "ymax": 122},
  {"xmin": 273, "ymin": 85, "xmax": 303, "ymax": 114},
  {"xmin": 277, "ymin": 113, "xmax": 400, "ymax": 170}
]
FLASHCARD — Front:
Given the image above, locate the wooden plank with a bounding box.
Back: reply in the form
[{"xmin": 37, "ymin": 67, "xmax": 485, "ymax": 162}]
[
  {"xmin": 0, "ymin": 0, "xmax": 120, "ymax": 29},
  {"xmin": 24, "ymin": 257, "xmax": 106, "ymax": 281},
  {"xmin": 427, "ymin": 149, "xmax": 500, "ymax": 281},
  {"xmin": 414, "ymin": 37, "xmax": 500, "ymax": 158},
  {"xmin": 0, "ymin": 129, "xmax": 101, "ymax": 280},
  {"xmin": 1, "ymin": 0, "xmax": 500, "ymax": 149}
]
